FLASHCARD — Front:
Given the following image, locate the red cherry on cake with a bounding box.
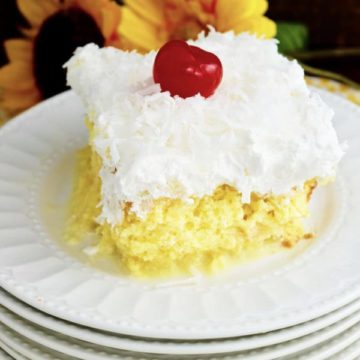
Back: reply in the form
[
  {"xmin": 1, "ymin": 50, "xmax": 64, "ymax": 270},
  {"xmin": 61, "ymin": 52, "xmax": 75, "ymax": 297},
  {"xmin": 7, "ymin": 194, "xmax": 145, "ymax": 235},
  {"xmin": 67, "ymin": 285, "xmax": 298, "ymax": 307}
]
[{"xmin": 153, "ymin": 40, "xmax": 223, "ymax": 99}]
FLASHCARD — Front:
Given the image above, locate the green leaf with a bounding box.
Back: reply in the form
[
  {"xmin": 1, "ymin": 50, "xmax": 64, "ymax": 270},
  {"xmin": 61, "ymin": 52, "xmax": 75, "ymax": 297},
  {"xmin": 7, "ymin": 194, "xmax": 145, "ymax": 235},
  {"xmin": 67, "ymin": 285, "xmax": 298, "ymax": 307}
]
[{"xmin": 276, "ymin": 22, "xmax": 309, "ymax": 54}]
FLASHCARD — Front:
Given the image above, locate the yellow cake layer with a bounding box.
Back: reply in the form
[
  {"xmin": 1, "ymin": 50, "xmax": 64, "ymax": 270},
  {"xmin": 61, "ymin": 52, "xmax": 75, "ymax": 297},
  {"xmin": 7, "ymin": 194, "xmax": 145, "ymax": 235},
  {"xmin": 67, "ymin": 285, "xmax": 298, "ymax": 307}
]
[{"xmin": 65, "ymin": 146, "xmax": 315, "ymax": 278}]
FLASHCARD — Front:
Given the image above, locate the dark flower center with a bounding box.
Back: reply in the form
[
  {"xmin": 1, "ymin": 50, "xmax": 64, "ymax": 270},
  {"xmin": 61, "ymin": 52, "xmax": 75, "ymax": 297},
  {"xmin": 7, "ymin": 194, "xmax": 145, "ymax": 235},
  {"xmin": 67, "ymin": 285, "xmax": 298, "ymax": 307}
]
[{"xmin": 33, "ymin": 7, "xmax": 104, "ymax": 99}]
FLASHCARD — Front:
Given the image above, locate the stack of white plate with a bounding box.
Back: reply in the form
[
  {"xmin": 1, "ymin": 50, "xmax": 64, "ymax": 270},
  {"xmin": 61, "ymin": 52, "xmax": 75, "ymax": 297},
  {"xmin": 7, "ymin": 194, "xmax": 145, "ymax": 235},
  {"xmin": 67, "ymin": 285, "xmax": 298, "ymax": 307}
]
[{"xmin": 0, "ymin": 88, "xmax": 360, "ymax": 360}]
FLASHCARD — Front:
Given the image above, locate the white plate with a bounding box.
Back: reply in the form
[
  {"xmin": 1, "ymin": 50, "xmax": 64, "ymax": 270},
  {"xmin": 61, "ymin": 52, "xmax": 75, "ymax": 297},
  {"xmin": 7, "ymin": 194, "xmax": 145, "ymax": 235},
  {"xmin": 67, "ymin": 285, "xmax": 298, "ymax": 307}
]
[
  {"xmin": 3, "ymin": 288, "xmax": 360, "ymax": 355},
  {"xmin": 0, "ymin": 325, "xmax": 70, "ymax": 360},
  {"xmin": 0, "ymin": 345, "xmax": 22, "ymax": 360},
  {"xmin": 327, "ymin": 339, "xmax": 360, "ymax": 360},
  {"xmin": 0, "ymin": 342, "xmax": 28, "ymax": 360},
  {"xmin": 0, "ymin": 88, "xmax": 359, "ymax": 339},
  {"xmin": 2, "ymin": 304, "xmax": 360, "ymax": 360},
  {"xmin": 284, "ymin": 327, "xmax": 360, "ymax": 360}
]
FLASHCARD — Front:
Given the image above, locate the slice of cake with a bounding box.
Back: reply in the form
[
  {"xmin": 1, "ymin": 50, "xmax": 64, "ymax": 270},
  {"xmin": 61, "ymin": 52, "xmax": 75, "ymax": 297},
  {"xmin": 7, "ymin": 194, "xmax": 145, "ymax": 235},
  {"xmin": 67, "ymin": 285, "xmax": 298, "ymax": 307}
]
[{"xmin": 65, "ymin": 30, "xmax": 344, "ymax": 277}]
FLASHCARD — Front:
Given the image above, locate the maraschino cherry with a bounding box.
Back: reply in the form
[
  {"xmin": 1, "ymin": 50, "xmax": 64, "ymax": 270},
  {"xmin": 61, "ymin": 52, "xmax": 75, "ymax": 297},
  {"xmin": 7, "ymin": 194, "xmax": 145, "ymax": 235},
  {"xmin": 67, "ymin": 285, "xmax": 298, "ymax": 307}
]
[{"xmin": 153, "ymin": 40, "xmax": 223, "ymax": 99}]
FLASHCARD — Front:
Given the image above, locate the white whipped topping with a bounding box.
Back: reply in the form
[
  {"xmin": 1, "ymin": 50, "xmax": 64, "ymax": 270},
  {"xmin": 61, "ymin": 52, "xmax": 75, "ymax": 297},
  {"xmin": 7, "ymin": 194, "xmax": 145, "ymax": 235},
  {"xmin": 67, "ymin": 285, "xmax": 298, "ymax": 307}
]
[{"xmin": 65, "ymin": 30, "xmax": 345, "ymax": 224}]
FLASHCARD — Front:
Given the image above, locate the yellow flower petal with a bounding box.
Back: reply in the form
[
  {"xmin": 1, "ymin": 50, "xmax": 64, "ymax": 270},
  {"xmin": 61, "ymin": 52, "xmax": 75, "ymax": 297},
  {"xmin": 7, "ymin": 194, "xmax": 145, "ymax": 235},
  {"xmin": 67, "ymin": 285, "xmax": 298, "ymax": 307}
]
[
  {"xmin": 118, "ymin": 7, "xmax": 165, "ymax": 51},
  {"xmin": 119, "ymin": 36, "xmax": 147, "ymax": 53},
  {"xmin": 170, "ymin": 18, "xmax": 205, "ymax": 40},
  {"xmin": 101, "ymin": 6, "xmax": 121, "ymax": 40},
  {"xmin": 232, "ymin": 16, "xmax": 276, "ymax": 38},
  {"xmin": 4, "ymin": 39, "xmax": 33, "ymax": 63},
  {"xmin": 181, "ymin": 0, "xmax": 215, "ymax": 24},
  {"xmin": 0, "ymin": 63, "xmax": 36, "ymax": 91},
  {"xmin": 216, "ymin": 0, "xmax": 269, "ymax": 32},
  {"xmin": 125, "ymin": 0, "xmax": 165, "ymax": 27},
  {"xmin": 17, "ymin": 0, "xmax": 59, "ymax": 27},
  {"xmin": 1, "ymin": 88, "xmax": 41, "ymax": 111}
]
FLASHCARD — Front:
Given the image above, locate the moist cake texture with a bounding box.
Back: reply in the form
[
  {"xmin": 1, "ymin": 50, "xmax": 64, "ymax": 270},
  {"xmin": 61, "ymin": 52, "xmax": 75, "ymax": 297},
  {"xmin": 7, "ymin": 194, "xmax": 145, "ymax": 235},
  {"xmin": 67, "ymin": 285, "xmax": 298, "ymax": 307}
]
[{"xmin": 65, "ymin": 30, "xmax": 344, "ymax": 277}]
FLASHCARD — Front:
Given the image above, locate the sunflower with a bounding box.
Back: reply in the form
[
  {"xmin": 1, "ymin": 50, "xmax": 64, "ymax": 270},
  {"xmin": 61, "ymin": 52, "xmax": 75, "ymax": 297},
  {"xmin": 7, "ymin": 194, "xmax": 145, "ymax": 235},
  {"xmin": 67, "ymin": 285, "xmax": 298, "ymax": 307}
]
[
  {"xmin": 0, "ymin": 0, "xmax": 121, "ymax": 122},
  {"xmin": 118, "ymin": 0, "xmax": 276, "ymax": 53}
]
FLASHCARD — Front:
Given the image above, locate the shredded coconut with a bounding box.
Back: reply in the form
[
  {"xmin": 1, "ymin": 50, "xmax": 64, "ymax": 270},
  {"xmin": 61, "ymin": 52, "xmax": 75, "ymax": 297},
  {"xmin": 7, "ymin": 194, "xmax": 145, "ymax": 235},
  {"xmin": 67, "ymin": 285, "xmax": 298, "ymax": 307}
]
[{"xmin": 65, "ymin": 30, "xmax": 344, "ymax": 224}]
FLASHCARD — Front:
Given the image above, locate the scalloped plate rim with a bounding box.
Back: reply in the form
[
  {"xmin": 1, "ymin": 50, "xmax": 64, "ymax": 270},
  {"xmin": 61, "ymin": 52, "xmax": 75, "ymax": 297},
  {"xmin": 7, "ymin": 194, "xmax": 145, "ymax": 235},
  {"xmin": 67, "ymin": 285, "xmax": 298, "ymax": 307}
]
[{"xmin": 0, "ymin": 88, "xmax": 359, "ymax": 340}]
